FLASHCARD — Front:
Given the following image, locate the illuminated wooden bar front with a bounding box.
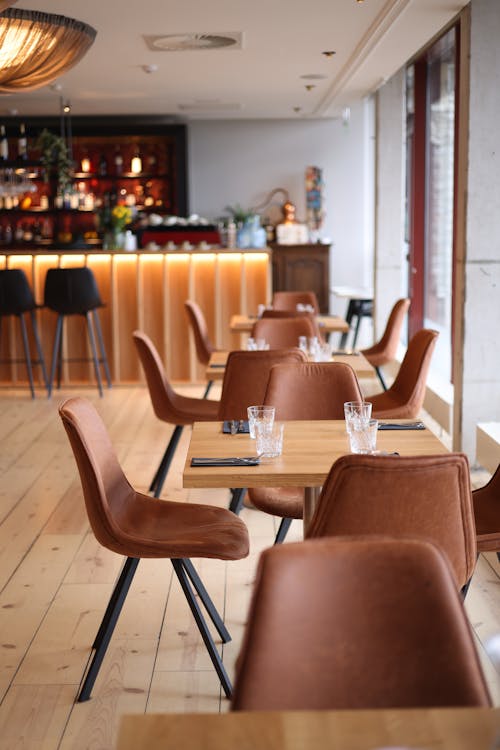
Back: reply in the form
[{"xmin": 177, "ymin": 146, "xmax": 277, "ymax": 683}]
[{"xmin": 0, "ymin": 250, "xmax": 271, "ymax": 387}]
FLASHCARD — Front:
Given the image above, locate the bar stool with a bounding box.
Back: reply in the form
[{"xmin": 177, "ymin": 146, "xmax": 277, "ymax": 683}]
[
  {"xmin": 0, "ymin": 268, "xmax": 49, "ymax": 398},
  {"xmin": 44, "ymin": 267, "xmax": 112, "ymax": 397},
  {"xmin": 339, "ymin": 297, "xmax": 373, "ymax": 349}
]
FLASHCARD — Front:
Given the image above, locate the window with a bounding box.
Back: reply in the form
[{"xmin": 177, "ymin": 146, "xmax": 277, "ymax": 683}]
[{"xmin": 406, "ymin": 26, "xmax": 457, "ymax": 382}]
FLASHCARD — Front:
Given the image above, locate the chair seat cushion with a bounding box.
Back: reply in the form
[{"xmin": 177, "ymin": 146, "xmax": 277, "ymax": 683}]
[
  {"xmin": 370, "ymin": 391, "xmax": 418, "ymax": 419},
  {"xmin": 173, "ymin": 393, "xmax": 220, "ymax": 423},
  {"xmin": 108, "ymin": 491, "xmax": 249, "ymax": 559},
  {"xmin": 248, "ymin": 486, "xmax": 304, "ymax": 519}
]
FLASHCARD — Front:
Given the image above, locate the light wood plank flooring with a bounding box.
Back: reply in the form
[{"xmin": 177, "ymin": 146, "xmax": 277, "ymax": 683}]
[{"xmin": 0, "ymin": 384, "xmax": 498, "ymax": 750}]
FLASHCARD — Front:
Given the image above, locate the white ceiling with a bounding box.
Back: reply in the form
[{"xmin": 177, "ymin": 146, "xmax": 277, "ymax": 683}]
[{"xmin": 3, "ymin": 0, "xmax": 468, "ymax": 120}]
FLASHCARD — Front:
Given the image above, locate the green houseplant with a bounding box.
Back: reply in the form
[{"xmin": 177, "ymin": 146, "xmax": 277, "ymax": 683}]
[{"xmin": 35, "ymin": 129, "xmax": 74, "ymax": 194}]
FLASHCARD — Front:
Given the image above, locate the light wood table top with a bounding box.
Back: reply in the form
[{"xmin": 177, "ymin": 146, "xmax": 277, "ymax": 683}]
[
  {"xmin": 117, "ymin": 707, "xmax": 500, "ymax": 750},
  {"xmin": 230, "ymin": 313, "xmax": 349, "ymax": 334},
  {"xmin": 331, "ymin": 285, "xmax": 373, "ymax": 299},
  {"xmin": 206, "ymin": 350, "xmax": 375, "ymax": 382},
  {"xmin": 183, "ymin": 420, "xmax": 448, "ymax": 491}
]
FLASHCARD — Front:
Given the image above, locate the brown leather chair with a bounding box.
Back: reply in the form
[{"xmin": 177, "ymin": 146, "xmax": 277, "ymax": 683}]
[
  {"xmin": 248, "ymin": 362, "xmax": 364, "ymax": 543},
  {"xmin": 369, "ymin": 328, "xmax": 439, "ymax": 419},
  {"xmin": 231, "ymin": 536, "xmax": 490, "ymax": 710},
  {"xmin": 307, "ymin": 453, "xmax": 477, "ymax": 593},
  {"xmin": 272, "ymin": 290, "xmax": 320, "ymax": 314},
  {"xmin": 59, "ymin": 396, "xmax": 249, "ymax": 702},
  {"xmin": 261, "ymin": 309, "xmax": 324, "ymax": 340},
  {"xmin": 133, "ymin": 330, "xmax": 219, "ymax": 497},
  {"xmin": 473, "ymin": 463, "xmax": 500, "ymax": 558},
  {"xmin": 217, "ymin": 348, "xmax": 307, "ymax": 513},
  {"xmin": 361, "ymin": 298, "xmax": 410, "ymax": 390},
  {"xmin": 218, "ymin": 348, "xmax": 307, "ymax": 421},
  {"xmin": 251, "ymin": 316, "xmax": 318, "ymax": 349},
  {"xmin": 184, "ymin": 299, "xmax": 218, "ymax": 397}
]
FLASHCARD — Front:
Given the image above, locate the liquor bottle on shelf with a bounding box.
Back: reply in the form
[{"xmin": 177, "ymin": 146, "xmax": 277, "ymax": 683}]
[
  {"xmin": 41, "ymin": 218, "xmax": 52, "ymax": 241},
  {"xmin": 0, "ymin": 125, "xmax": 8, "ymax": 160},
  {"xmin": 146, "ymin": 148, "xmax": 157, "ymax": 175},
  {"xmin": 23, "ymin": 222, "xmax": 33, "ymax": 243},
  {"xmin": 98, "ymin": 154, "xmax": 108, "ymax": 177},
  {"xmin": 18, "ymin": 123, "xmax": 28, "ymax": 160},
  {"xmin": 14, "ymin": 221, "xmax": 24, "ymax": 243},
  {"xmin": 33, "ymin": 221, "xmax": 42, "ymax": 243},
  {"xmin": 4, "ymin": 222, "xmax": 12, "ymax": 244},
  {"xmin": 130, "ymin": 148, "xmax": 142, "ymax": 174},
  {"xmin": 114, "ymin": 146, "xmax": 123, "ymax": 176},
  {"xmin": 81, "ymin": 151, "xmax": 92, "ymax": 173}
]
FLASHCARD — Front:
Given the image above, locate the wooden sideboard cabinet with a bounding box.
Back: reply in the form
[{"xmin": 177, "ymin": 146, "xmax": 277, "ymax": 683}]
[{"xmin": 270, "ymin": 242, "xmax": 330, "ymax": 313}]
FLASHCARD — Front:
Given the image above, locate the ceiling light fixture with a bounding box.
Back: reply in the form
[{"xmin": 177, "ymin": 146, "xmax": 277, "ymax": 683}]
[
  {"xmin": 0, "ymin": 7, "xmax": 96, "ymax": 92},
  {"xmin": 305, "ymin": 84, "xmax": 316, "ymax": 92},
  {"xmin": 321, "ymin": 50, "xmax": 336, "ymax": 58}
]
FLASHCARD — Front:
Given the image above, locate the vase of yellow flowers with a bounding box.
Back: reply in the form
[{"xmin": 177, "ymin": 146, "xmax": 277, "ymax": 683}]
[{"xmin": 102, "ymin": 204, "xmax": 132, "ymax": 249}]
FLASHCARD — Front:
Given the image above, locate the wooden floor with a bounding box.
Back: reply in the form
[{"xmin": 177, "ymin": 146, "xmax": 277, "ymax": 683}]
[{"xmin": 0, "ymin": 383, "xmax": 498, "ymax": 750}]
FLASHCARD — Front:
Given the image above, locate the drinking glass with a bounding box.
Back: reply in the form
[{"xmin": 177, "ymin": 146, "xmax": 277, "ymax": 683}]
[
  {"xmin": 348, "ymin": 418, "xmax": 378, "ymax": 454},
  {"xmin": 247, "ymin": 337, "xmax": 257, "ymax": 350},
  {"xmin": 247, "ymin": 405, "xmax": 275, "ymax": 439},
  {"xmin": 255, "ymin": 421, "xmax": 284, "ymax": 458},
  {"xmin": 344, "ymin": 401, "xmax": 372, "ymax": 434},
  {"xmin": 298, "ymin": 335, "xmax": 308, "ymax": 353}
]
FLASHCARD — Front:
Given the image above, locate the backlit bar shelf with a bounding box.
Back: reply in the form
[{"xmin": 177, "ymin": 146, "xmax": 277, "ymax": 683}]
[{"xmin": 0, "ymin": 249, "xmax": 271, "ymax": 387}]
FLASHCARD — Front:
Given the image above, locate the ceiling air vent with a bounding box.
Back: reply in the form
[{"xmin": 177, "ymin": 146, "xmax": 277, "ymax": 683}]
[{"xmin": 143, "ymin": 33, "xmax": 242, "ymax": 52}]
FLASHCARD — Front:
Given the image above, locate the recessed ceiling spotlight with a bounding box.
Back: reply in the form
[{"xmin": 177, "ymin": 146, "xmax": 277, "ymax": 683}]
[
  {"xmin": 322, "ymin": 50, "xmax": 336, "ymax": 57},
  {"xmin": 142, "ymin": 64, "xmax": 159, "ymax": 74},
  {"xmin": 305, "ymin": 84, "xmax": 316, "ymax": 92},
  {"xmin": 300, "ymin": 74, "xmax": 327, "ymax": 81},
  {"xmin": 293, "ymin": 106, "xmax": 302, "ymax": 113},
  {"xmin": 50, "ymin": 82, "xmax": 63, "ymax": 91}
]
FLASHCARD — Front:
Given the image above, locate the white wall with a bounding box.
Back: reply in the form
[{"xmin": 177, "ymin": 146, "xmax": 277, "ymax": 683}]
[
  {"xmin": 187, "ymin": 102, "xmax": 375, "ymax": 317},
  {"xmin": 374, "ymin": 70, "xmax": 407, "ymax": 342}
]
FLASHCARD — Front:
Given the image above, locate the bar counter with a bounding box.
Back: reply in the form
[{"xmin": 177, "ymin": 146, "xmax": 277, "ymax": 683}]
[{"xmin": 0, "ymin": 248, "xmax": 271, "ymax": 386}]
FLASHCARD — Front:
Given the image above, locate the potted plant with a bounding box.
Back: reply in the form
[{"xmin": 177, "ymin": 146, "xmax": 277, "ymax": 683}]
[{"xmin": 35, "ymin": 129, "xmax": 74, "ymax": 195}]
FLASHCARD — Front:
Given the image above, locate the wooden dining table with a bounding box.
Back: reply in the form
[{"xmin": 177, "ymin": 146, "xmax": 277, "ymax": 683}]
[
  {"xmin": 230, "ymin": 313, "xmax": 349, "ymax": 335},
  {"xmin": 205, "ymin": 349, "xmax": 376, "ymax": 382},
  {"xmin": 116, "ymin": 706, "xmax": 500, "ymax": 749},
  {"xmin": 183, "ymin": 420, "xmax": 449, "ymax": 527}
]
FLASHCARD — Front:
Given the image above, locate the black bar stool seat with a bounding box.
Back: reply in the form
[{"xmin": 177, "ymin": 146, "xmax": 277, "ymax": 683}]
[
  {"xmin": 0, "ymin": 268, "xmax": 49, "ymax": 398},
  {"xmin": 44, "ymin": 267, "xmax": 112, "ymax": 397}
]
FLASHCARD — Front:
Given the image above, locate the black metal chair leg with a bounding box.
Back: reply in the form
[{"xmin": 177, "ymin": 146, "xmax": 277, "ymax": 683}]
[
  {"xmin": 171, "ymin": 559, "xmax": 232, "ymax": 699},
  {"xmin": 352, "ymin": 311, "xmax": 363, "ymax": 349},
  {"xmin": 48, "ymin": 315, "xmax": 63, "ymax": 398},
  {"xmin": 375, "ymin": 366, "xmax": 388, "ymax": 391},
  {"xmin": 18, "ymin": 314, "xmax": 35, "ymax": 399},
  {"xmin": 92, "ymin": 309, "xmax": 112, "ymax": 388},
  {"xmin": 149, "ymin": 424, "xmax": 184, "ymax": 498},
  {"xmin": 203, "ymin": 380, "xmax": 213, "ymax": 398},
  {"xmin": 339, "ymin": 299, "xmax": 355, "ymax": 350},
  {"xmin": 181, "ymin": 558, "xmax": 231, "ymax": 643},
  {"xmin": 274, "ymin": 517, "xmax": 293, "ymax": 545},
  {"xmin": 229, "ymin": 487, "xmax": 246, "ymax": 515},
  {"xmin": 30, "ymin": 310, "xmax": 49, "ymax": 394},
  {"xmin": 77, "ymin": 556, "xmax": 139, "ymax": 702},
  {"xmin": 86, "ymin": 312, "xmax": 104, "ymax": 397}
]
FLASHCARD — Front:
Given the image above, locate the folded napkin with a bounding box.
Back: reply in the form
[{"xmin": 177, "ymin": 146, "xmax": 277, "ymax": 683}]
[
  {"xmin": 378, "ymin": 422, "xmax": 425, "ymax": 430},
  {"xmin": 222, "ymin": 420, "xmax": 250, "ymax": 434},
  {"xmin": 191, "ymin": 456, "xmax": 260, "ymax": 467}
]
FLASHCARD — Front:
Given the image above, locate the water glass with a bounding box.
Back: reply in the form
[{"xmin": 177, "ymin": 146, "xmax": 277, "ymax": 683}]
[
  {"xmin": 247, "ymin": 337, "xmax": 257, "ymax": 351},
  {"xmin": 256, "ymin": 338, "xmax": 269, "ymax": 350},
  {"xmin": 247, "ymin": 405, "xmax": 275, "ymax": 439},
  {"xmin": 298, "ymin": 335, "xmax": 308, "ymax": 353},
  {"xmin": 314, "ymin": 342, "xmax": 332, "ymax": 362},
  {"xmin": 255, "ymin": 421, "xmax": 284, "ymax": 458},
  {"xmin": 308, "ymin": 336, "xmax": 319, "ymax": 358},
  {"xmin": 257, "ymin": 303, "xmax": 266, "ymax": 318},
  {"xmin": 344, "ymin": 401, "xmax": 373, "ymax": 434},
  {"xmin": 348, "ymin": 418, "xmax": 378, "ymax": 454}
]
